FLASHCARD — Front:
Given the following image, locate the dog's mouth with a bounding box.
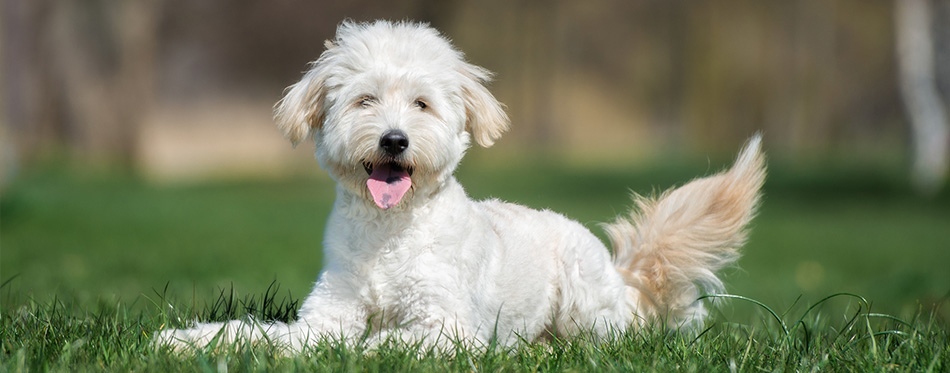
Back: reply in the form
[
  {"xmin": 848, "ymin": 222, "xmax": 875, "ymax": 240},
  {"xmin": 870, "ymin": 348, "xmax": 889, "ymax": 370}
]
[
  {"xmin": 362, "ymin": 160, "xmax": 414, "ymax": 209},
  {"xmin": 362, "ymin": 161, "xmax": 414, "ymax": 178}
]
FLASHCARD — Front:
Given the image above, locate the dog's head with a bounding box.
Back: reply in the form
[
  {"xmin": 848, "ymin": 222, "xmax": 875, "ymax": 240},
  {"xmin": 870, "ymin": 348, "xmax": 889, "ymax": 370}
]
[{"xmin": 275, "ymin": 20, "xmax": 509, "ymax": 209}]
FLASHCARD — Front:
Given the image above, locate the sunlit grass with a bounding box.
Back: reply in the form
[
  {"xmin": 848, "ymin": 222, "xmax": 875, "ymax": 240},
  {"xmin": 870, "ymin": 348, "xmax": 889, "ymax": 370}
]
[
  {"xmin": 2, "ymin": 158, "xmax": 948, "ymax": 369},
  {"xmin": 3, "ymin": 287, "xmax": 947, "ymax": 371}
]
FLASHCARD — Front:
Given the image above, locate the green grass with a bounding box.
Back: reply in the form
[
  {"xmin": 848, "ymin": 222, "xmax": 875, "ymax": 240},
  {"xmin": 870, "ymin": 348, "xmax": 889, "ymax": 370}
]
[
  {"xmin": 3, "ymin": 288, "xmax": 948, "ymax": 371},
  {"xmin": 2, "ymin": 157, "xmax": 949, "ymax": 370}
]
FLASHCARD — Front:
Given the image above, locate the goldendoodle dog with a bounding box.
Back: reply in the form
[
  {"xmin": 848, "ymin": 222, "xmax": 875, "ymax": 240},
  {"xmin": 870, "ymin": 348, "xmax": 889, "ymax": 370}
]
[{"xmin": 158, "ymin": 20, "xmax": 765, "ymax": 352}]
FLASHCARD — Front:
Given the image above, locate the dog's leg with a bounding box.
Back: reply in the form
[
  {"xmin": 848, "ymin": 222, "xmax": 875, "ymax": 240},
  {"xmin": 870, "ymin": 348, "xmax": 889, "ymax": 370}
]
[
  {"xmin": 155, "ymin": 312, "xmax": 365, "ymax": 353},
  {"xmin": 156, "ymin": 282, "xmax": 368, "ymax": 352},
  {"xmin": 549, "ymin": 229, "xmax": 631, "ymax": 340},
  {"xmin": 279, "ymin": 281, "xmax": 369, "ymax": 350},
  {"xmin": 605, "ymin": 135, "xmax": 766, "ymax": 329},
  {"xmin": 362, "ymin": 314, "xmax": 480, "ymax": 352},
  {"xmin": 155, "ymin": 318, "xmax": 284, "ymax": 351}
]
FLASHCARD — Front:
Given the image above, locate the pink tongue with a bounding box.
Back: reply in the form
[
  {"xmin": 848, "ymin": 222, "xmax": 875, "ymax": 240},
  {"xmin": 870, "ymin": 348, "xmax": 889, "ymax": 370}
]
[{"xmin": 366, "ymin": 164, "xmax": 411, "ymax": 209}]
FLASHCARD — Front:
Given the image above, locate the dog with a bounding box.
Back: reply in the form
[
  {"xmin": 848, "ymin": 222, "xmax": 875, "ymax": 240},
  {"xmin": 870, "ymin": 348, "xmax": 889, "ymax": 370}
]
[{"xmin": 157, "ymin": 20, "xmax": 765, "ymax": 352}]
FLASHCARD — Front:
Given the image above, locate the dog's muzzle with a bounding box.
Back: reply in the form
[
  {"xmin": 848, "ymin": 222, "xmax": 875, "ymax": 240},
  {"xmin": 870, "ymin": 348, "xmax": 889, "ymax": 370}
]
[{"xmin": 362, "ymin": 130, "xmax": 414, "ymax": 210}]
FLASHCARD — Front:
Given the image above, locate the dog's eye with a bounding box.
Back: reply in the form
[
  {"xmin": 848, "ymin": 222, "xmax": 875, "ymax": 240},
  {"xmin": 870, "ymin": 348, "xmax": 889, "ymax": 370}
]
[
  {"xmin": 358, "ymin": 96, "xmax": 376, "ymax": 107},
  {"xmin": 414, "ymin": 99, "xmax": 428, "ymax": 110}
]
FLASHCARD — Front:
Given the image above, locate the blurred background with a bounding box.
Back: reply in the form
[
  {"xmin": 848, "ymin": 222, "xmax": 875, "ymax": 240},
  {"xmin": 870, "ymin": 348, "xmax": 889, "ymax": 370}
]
[{"xmin": 2, "ymin": 0, "xmax": 948, "ymax": 320}]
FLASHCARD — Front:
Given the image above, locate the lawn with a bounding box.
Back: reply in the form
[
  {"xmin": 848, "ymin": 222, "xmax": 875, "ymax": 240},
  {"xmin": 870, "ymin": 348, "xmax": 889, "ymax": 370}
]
[{"xmin": 2, "ymin": 155, "xmax": 949, "ymax": 370}]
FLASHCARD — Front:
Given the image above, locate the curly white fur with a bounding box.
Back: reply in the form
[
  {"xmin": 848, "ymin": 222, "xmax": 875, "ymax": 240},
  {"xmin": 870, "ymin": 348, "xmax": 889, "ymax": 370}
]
[{"xmin": 156, "ymin": 20, "xmax": 766, "ymax": 352}]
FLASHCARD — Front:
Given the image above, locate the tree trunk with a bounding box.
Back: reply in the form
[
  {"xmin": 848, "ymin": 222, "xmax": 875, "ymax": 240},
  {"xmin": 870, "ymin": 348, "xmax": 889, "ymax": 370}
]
[{"xmin": 896, "ymin": 0, "xmax": 950, "ymax": 195}]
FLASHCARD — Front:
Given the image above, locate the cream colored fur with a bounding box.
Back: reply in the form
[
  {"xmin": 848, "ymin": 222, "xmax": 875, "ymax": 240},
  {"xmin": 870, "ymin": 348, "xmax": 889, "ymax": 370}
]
[
  {"xmin": 606, "ymin": 135, "xmax": 765, "ymax": 328},
  {"xmin": 156, "ymin": 20, "xmax": 766, "ymax": 353}
]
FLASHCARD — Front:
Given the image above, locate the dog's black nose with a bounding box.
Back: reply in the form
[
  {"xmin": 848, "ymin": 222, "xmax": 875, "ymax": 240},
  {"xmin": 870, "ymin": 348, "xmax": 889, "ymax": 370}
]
[{"xmin": 380, "ymin": 130, "xmax": 409, "ymax": 156}]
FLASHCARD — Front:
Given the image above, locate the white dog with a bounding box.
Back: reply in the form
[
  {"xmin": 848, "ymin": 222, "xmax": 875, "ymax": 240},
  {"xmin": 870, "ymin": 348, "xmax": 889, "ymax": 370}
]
[{"xmin": 158, "ymin": 20, "xmax": 765, "ymax": 352}]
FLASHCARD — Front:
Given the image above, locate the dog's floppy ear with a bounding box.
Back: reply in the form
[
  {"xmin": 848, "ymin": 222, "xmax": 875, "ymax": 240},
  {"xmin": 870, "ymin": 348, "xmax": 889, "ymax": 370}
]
[
  {"xmin": 274, "ymin": 42, "xmax": 336, "ymax": 145},
  {"xmin": 458, "ymin": 63, "xmax": 510, "ymax": 147}
]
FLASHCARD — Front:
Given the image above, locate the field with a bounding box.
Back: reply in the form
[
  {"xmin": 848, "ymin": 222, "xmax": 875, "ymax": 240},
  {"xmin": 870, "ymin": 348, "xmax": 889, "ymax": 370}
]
[{"xmin": 2, "ymin": 155, "xmax": 949, "ymax": 370}]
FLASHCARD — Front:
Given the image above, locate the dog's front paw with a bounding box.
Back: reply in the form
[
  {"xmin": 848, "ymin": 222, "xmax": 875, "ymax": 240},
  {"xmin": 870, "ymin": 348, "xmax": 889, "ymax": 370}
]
[
  {"xmin": 153, "ymin": 322, "xmax": 226, "ymax": 352},
  {"xmin": 153, "ymin": 328, "xmax": 193, "ymax": 352}
]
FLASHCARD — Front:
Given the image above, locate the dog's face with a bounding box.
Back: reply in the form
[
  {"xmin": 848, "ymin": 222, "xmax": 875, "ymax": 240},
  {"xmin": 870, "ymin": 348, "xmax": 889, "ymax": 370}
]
[{"xmin": 275, "ymin": 21, "xmax": 509, "ymax": 209}]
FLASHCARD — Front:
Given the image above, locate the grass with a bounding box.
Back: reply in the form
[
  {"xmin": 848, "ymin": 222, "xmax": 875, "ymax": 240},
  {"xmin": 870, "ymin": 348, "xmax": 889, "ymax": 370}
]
[
  {"xmin": 2, "ymin": 155, "xmax": 949, "ymax": 370},
  {"xmin": 3, "ymin": 288, "xmax": 948, "ymax": 371}
]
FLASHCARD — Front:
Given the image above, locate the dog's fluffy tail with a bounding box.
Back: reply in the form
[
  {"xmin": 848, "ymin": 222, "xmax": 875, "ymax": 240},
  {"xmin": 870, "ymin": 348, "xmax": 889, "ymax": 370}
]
[{"xmin": 604, "ymin": 135, "xmax": 765, "ymax": 329}]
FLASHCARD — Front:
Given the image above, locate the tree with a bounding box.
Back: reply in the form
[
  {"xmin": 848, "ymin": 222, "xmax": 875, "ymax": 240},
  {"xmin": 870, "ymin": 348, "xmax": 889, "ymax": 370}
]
[{"xmin": 896, "ymin": 0, "xmax": 949, "ymax": 195}]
